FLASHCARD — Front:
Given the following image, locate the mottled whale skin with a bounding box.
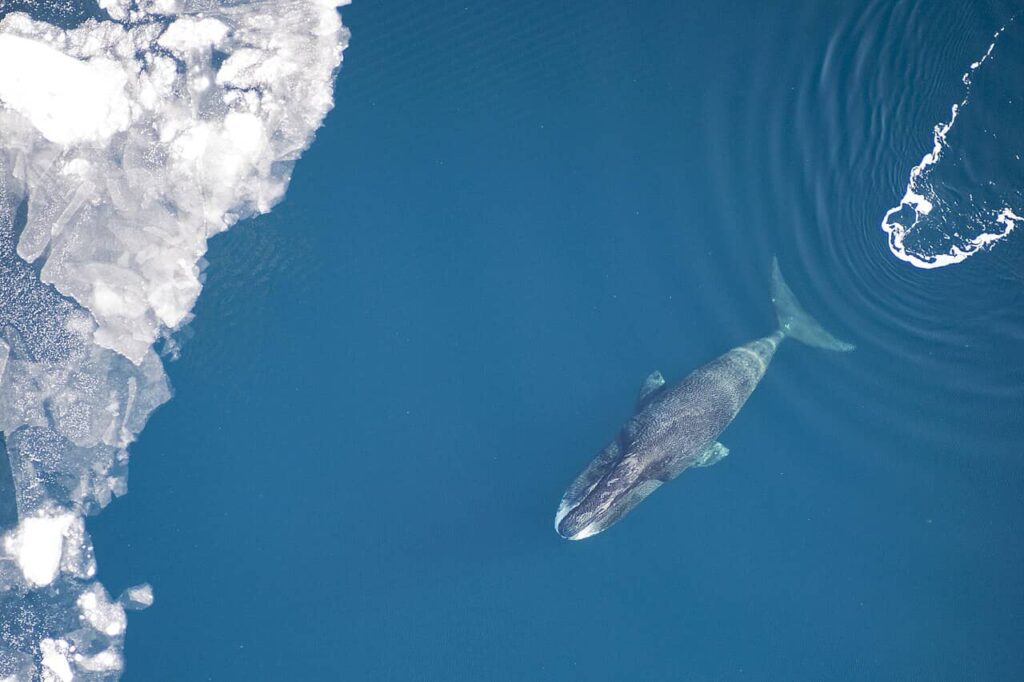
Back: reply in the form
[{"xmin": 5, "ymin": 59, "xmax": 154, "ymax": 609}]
[{"xmin": 555, "ymin": 259, "xmax": 853, "ymax": 541}]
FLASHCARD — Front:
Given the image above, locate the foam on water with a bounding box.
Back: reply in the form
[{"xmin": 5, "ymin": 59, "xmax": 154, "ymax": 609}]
[
  {"xmin": 882, "ymin": 21, "xmax": 1023, "ymax": 268},
  {"xmin": 0, "ymin": 0, "xmax": 348, "ymax": 678}
]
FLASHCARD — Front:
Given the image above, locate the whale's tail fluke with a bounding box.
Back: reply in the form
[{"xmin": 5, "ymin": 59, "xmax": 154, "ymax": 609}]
[{"xmin": 770, "ymin": 257, "xmax": 855, "ymax": 352}]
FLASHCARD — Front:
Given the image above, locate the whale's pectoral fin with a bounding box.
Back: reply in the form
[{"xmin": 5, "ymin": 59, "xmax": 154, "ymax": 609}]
[
  {"xmin": 636, "ymin": 370, "xmax": 666, "ymax": 410},
  {"xmin": 658, "ymin": 442, "xmax": 729, "ymax": 482},
  {"xmin": 694, "ymin": 442, "xmax": 729, "ymax": 468}
]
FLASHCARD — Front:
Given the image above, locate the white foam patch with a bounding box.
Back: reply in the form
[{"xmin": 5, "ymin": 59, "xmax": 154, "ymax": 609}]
[
  {"xmin": 0, "ymin": 0, "xmax": 349, "ymax": 677},
  {"xmin": 882, "ymin": 23, "xmax": 1022, "ymax": 268}
]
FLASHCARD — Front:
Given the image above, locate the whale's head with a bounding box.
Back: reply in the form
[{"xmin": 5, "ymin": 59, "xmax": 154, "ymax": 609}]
[
  {"xmin": 555, "ymin": 454, "xmax": 662, "ymax": 541},
  {"xmin": 555, "ymin": 500, "xmax": 607, "ymax": 541}
]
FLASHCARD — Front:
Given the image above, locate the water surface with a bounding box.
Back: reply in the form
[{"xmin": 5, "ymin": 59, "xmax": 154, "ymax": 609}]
[{"xmin": 85, "ymin": 0, "xmax": 1024, "ymax": 679}]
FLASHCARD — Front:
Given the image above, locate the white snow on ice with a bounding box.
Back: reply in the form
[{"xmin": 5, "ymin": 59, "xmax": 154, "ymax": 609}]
[{"xmin": 3, "ymin": 512, "xmax": 75, "ymax": 586}]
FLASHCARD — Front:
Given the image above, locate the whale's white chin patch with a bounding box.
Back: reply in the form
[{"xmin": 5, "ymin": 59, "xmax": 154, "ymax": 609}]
[
  {"xmin": 554, "ymin": 502, "xmax": 573, "ymax": 531},
  {"xmin": 568, "ymin": 523, "xmax": 602, "ymax": 541}
]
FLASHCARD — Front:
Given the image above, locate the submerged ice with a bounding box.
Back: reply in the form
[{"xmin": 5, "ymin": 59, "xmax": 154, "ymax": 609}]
[
  {"xmin": 882, "ymin": 22, "xmax": 1023, "ymax": 268},
  {"xmin": 0, "ymin": 0, "xmax": 348, "ymax": 678}
]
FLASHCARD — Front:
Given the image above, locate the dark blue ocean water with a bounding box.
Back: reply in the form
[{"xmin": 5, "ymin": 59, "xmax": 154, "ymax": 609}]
[{"xmin": 91, "ymin": 0, "xmax": 1024, "ymax": 679}]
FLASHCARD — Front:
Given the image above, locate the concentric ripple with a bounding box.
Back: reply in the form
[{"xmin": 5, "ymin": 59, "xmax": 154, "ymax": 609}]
[{"xmin": 700, "ymin": 0, "xmax": 1023, "ymax": 452}]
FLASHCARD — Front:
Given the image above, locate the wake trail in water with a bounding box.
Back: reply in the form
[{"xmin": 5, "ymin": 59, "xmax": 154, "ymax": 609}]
[
  {"xmin": 0, "ymin": 1, "xmax": 348, "ymax": 678},
  {"xmin": 882, "ymin": 19, "xmax": 1023, "ymax": 269}
]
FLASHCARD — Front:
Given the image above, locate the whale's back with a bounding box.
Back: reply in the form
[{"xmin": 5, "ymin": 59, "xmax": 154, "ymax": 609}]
[{"xmin": 629, "ymin": 335, "xmax": 779, "ymax": 466}]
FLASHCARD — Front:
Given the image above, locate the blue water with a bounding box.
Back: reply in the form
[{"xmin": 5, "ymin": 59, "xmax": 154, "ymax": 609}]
[{"xmin": 90, "ymin": 0, "xmax": 1024, "ymax": 679}]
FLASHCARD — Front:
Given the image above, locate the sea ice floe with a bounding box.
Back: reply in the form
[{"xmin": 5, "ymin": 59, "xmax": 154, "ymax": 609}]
[{"xmin": 0, "ymin": 0, "xmax": 349, "ymax": 678}]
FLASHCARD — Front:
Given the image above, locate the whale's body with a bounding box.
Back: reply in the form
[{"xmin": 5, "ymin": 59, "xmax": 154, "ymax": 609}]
[{"xmin": 555, "ymin": 259, "xmax": 853, "ymax": 541}]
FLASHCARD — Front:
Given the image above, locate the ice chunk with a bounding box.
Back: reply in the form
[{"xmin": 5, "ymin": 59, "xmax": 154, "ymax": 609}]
[
  {"xmin": 157, "ymin": 17, "xmax": 229, "ymax": 55},
  {"xmin": 0, "ymin": 35, "xmax": 130, "ymax": 146},
  {"xmin": 3, "ymin": 512, "xmax": 74, "ymax": 587},
  {"xmin": 75, "ymin": 648, "xmax": 124, "ymax": 674},
  {"xmin": 39, "ymin": 639, "xmax": 74, "ymax": 682},
  {"xmin": 99, "ymin": 0, "xmax": 131, "ymax": 21},
  {"xmin": 119, "ymin": 583, "xmax": 155, "ymax": 610},
  {"xmin": 78, "ymin": 584, "xmax": 128, "ymax": 637}
]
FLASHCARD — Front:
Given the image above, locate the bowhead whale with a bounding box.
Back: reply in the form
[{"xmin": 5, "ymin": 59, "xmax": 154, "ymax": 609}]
[{"xmin": 555, "ymin": 258, "xmax": 853, "ymax": 541}]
